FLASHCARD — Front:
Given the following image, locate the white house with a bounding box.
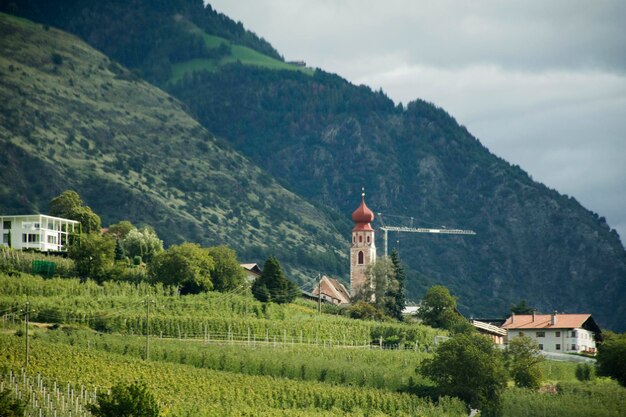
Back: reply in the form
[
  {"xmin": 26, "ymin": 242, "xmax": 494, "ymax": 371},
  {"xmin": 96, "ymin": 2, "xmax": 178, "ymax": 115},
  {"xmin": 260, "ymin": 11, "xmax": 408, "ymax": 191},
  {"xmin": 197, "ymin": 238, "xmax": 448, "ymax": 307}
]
[
  {"xmin": 501, "ymin": 313, "xmax": 601, "ymax": 354},
  {"xmin": 0, "ymin": 214, "xmax": 79, "ymax": 252}
]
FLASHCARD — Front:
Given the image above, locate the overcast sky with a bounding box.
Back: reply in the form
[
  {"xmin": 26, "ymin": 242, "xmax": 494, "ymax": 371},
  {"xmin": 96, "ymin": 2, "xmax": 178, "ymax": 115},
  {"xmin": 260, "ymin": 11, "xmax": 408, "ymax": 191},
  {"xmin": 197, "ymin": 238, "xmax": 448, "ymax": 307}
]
[{"xmin": 208, "ymin": 0, "xmax": 626, "ymax": 245}]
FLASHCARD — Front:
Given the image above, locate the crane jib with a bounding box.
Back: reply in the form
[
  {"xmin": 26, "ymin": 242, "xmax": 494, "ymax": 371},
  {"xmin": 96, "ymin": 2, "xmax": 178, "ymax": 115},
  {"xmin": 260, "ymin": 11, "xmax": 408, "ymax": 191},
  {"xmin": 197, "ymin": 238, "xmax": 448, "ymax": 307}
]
[{"xmin": 379, "ymin": 226, "xmax": 477, "ymax": 256}]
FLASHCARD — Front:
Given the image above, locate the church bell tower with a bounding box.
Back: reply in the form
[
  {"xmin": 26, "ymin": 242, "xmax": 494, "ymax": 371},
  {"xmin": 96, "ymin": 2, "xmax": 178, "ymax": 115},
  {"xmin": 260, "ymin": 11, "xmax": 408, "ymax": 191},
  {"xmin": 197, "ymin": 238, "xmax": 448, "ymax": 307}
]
[{"xmin": 350, "ymin": 191, "xmax": 376, "ymax": 297}]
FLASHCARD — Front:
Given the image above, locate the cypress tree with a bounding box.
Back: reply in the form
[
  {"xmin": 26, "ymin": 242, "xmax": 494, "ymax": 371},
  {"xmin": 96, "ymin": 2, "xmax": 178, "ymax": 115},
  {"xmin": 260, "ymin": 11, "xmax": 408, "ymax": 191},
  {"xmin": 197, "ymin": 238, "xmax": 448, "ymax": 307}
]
[
  {"xmin": 388, "ymin": 249, "xmax": 406, "ymax": 321},
  {"xmin": 252, "ymin": 256, "xmax": 299, "ymax": 304},
  {"xmin": 114, "ymin": 238, "xmax": 125, "ymax": 261}
]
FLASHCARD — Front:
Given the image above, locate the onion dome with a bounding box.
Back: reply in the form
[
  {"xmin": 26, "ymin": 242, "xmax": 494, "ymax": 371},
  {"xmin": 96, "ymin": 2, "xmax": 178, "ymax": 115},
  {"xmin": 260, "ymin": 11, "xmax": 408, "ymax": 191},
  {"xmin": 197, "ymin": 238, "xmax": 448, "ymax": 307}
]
[{"xmin": 352, "ymin": 192, "xmax": 375, "ymax": 231}]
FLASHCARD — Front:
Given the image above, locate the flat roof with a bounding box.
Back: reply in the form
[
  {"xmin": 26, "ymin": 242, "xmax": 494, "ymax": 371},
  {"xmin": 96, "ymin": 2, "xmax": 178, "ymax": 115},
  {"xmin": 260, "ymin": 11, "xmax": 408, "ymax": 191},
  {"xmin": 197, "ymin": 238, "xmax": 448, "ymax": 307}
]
[{"xmin": 0, "ymin": 214, "xmax": 80, "ymax": 224}]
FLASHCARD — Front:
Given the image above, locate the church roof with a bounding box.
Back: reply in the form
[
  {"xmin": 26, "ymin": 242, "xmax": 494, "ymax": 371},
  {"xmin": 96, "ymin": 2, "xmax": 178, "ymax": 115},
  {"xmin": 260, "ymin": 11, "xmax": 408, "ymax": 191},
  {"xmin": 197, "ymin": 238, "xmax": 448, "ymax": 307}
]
[{"xmin": 352, "ymin": 193, "xmax": 374, "ymax": 231}]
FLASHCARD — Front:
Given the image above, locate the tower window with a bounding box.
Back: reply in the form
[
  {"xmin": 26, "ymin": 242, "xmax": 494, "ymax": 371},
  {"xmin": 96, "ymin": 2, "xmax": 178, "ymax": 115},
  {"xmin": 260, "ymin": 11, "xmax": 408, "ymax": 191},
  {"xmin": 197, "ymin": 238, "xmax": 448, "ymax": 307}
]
[
  {"xmin": 359, "ymin": 235, "xmax": 363, "ymax": 243},
  {"xmin": 353, "ymin": 236, "xmax": 355, "ymax": 243},
  {"xmin": 366, "ymin": 236, "xmax": 370, "ymax": 243},
  {"xmin": 358, "ymin": 251, "xmax": 364, "ymax": 265}
]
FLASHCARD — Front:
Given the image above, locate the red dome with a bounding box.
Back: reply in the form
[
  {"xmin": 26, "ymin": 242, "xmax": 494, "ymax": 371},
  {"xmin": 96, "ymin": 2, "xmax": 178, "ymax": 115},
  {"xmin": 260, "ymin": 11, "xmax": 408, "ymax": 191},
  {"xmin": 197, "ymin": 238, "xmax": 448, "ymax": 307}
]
[{"xmin": 352, "ymin": 194, "xmax": 375, "ymax": 230}]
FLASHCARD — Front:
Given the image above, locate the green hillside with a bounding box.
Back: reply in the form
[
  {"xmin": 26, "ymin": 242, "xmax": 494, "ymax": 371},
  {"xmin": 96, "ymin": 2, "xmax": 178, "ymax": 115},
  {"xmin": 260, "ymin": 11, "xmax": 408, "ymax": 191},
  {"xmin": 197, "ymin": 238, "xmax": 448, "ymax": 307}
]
[
  {"xmin": 0, "ymin": 13, "xmax": 347, "ymax": 282},
  {"xmin": 2, "ymin": 1, "xmax": 626, "ymax": 331}
]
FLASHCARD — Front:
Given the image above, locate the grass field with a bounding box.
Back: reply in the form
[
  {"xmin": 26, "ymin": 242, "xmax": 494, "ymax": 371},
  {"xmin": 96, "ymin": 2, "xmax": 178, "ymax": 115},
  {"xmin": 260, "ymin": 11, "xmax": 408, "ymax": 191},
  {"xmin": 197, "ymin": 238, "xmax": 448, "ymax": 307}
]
[{"xmin": 170, "ymin": 33, "xmax": 313, "ymax": 83}]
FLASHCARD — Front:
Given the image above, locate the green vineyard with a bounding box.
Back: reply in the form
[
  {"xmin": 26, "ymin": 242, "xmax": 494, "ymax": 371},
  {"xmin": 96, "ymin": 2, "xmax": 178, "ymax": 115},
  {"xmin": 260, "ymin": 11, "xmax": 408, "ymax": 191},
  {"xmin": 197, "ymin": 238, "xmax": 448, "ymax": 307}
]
[
  {"xmin": 0, "ymin": 336, "xmax": 466, "ymax": 417},
  {"xmin": 0, "ymin": 275, "xmax": 443, "ymax": 348},
  {"xmin": 2, "ymin": 272, "xmax": 625, "ymax": 417}
]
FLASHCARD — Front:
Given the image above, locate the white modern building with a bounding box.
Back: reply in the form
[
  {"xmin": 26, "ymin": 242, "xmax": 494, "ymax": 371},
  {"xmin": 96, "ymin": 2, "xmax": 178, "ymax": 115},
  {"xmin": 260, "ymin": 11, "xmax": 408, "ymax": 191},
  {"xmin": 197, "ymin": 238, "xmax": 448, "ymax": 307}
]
[
  {"xmin": 502, "ymin": 313, "xmax": 601, "ymax": 354},
  {"xmin": 0, "ymin": 214, "xmax": 79, "ymax": 252}
]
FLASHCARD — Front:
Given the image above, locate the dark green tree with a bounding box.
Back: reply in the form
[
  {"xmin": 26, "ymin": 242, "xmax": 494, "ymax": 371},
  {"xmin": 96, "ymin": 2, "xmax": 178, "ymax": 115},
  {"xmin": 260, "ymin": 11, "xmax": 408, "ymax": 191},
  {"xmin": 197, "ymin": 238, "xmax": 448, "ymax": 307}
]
[
  {"xmin": 417, "ymin": 285, "xmax": 463, "ymax": 331},
  {"xmin": 68, "ymin": 232, "xmax": 115, "ymax": 281},
  {"xmin": 50, "ymin": 190, "xmax": 83, "ymax": 217},
  {"xmin": 506, "ymin": 335, "xmax": 543, "ymax": 389},
  {"xmin": 49, "ymin": 190, "xmax": 101, "ymax": 233},
  {"xmin": 575, "ymin": 363, "xmax": 595, "ymax": 382},
  {"xmin": 206, "ymin": 245, "xmax": 246, "ymax": 292},
  {"xmin": 88, "ymin": 381, "xmax": 159, "ymax": 417},
  {"xmin": 149, "ymin": 243, "xmax": 214, "ymax": 294},
  {"xmin": 0, "ymin": 389, "xmax": 25, "ymax": 417},
  {"xmin": 114, "ymin": 238, "xmax": 125, "ymax": 261},
  {"xmin": 510, "ymin": 300, "xmax": 535, "ymax": 315},
  {"xmin": 596, "ymin": 332, "xmax": 626, "ymax": 386},
  {"xmin": 387, "ymin": 249, "xmax": 406, "ymax": 321},
  {"xmin": 420, "ymin": 333, "xmax": 507, "ymax": 416},
  {"xmin": 252, "ymin": 256, "xmax": 299, "ymax": 304}
]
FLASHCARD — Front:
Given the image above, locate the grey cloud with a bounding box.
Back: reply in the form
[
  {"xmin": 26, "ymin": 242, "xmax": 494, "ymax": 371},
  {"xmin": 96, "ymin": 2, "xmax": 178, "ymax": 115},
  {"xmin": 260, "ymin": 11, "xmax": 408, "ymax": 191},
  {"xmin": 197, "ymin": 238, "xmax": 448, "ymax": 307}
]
[{"xmin": 210, "ymin": 0, "xmax": 626, "ymax": 73}]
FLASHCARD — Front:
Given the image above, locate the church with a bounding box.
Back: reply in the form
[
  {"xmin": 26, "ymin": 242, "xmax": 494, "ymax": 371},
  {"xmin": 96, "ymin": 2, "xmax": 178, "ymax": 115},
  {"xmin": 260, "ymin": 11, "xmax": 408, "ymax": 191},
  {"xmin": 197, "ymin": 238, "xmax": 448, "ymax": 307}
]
[{"xmin": 349, "ymin": 192, "xmax": 376, "ymax": 297}]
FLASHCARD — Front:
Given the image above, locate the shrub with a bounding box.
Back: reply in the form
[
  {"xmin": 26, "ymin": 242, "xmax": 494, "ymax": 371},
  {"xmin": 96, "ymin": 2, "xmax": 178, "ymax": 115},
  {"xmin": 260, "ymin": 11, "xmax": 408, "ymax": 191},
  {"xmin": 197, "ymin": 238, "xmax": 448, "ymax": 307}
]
[
  {"xmin": 575, "ymin": 363, "xmax": 595, "ymax": 382},
  {"xmin": 88, "ymin": 381, "xmax": 159, "ymax": 417},
  {"xmin": 0, "ymin": 389, "xmax": 26, "ymax": 417}
]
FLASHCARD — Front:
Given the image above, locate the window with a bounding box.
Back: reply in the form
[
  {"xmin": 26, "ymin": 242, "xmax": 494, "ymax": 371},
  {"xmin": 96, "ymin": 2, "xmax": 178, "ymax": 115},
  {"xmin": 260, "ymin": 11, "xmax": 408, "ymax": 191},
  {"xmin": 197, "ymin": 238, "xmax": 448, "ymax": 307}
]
[
  {"xmin": 22, "ymin": 234, "xmax": 27, "ymax": 243},
  {"xmin": 538, "ymin": 344, "xmax": 543, "ymax": 350},
  {"xmin": 518, "ymin": 332, "xmax": 524, "ymax": 337},
  {"xmin": 366, "ymin": 236, "xmax": 370, "ymax": 243},
  {"xmin": 358, "ymin": 251, "xmax": 364, "ymax": 265},
  {"xmin": 2, "ymin": 220, "xmax": 10, "ymax": 229},
  {"xmin": 556, "ymin": 344, "xmax": 561, "ymax": 350},
  {"xmin": 571, "ymin": 344, "xmax": 577, "ymax": 351},
  {"xmin": 359, "ymin": 235, "xmax": 363, "ymax": 243},
  {"xmin": 27, "ymin": 234, "xmax": 39, "ymax": 243},
  {"xmin": 555, "ymin": 331, "xmax": 561, "ymax": 337},
  {"xmin": 2, "ymin": 233, "xmax": 9, "ymax": 244},
  {"xmin": 571, "ymin": 330, "xmax": 577, "ymax": 338},
  {"xmin": 536, "ymin": 331, "xmax": 545, "ymax": 338},
  {"xmin": 47, "ymin": 235, "xmax": 57, "ymax": 244}
]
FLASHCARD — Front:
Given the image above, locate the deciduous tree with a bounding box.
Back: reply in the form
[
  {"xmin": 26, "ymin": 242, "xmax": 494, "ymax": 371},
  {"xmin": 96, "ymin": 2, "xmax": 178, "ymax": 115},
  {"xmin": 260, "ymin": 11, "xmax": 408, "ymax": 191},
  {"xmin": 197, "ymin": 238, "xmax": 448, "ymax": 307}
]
[
  {"xmin": 49, "ymin": 190, "xmax": 101, "ymax": 233},
  {"xmin": 122, "ymin": 227, "xmax": 163, "ymax": 263},
  {"xmin": 354, "ymin": 257, "xmax": 397, "ymax": 314},
  {"xmin": 596, "ymin": 332, "xmax": 626, "ymax": 386},
  {"xmin": 108, "ymin": 220, "xmax": 135, "ymax": 239},
  {"xmin": 420, "ymin": 333, "xmax": 507, "ymax": 416},
  {"xmin": 68, "ymin": 232, "xmax": 115, "ymax": 281},
  {"xmin": 206, "ymin": 245, "xmax": 246, "ymax": 292},
  {"xmin": 506, "ymin": 335, "xmax": 543, "ymax": 388},
  {"xmin": 149, "ymin": 243, "xmax": 214, "ymax": 294},
  {"xmin": 417, "ymin": 285, "xmax": 460, "ymax": 330}
]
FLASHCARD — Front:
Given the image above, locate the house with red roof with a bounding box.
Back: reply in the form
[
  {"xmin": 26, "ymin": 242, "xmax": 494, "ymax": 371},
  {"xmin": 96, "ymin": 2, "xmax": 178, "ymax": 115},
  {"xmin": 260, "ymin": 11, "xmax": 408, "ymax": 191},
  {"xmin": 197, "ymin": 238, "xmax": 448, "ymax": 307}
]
[{"xmin": 501, "ymin": 312, "xmax": 602, "ymax": 354}]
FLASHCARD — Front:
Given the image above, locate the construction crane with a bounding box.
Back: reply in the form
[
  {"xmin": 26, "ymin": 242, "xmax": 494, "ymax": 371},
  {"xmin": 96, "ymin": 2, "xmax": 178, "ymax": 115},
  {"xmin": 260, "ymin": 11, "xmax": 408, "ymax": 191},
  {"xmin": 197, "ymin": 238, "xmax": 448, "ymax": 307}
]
[{"xmin": 377, "ymin": 213, "xmax": 476, "ymax": 257}]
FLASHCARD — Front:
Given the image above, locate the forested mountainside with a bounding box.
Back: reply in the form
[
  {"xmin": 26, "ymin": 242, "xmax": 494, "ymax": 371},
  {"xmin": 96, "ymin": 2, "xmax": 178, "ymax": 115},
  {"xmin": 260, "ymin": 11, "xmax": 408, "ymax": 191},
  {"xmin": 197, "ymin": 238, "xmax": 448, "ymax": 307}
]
[
  {"xmin": 2, "ymin": 0, "xmax": 626, "ymax": 331},
  {"xmin": 0, "ymin": 0, "xmax": 282, "ymax": 83},
  {"xmin": 0, "ymin": 13, "xmax": 348, "ymax": 282},
  {"xmin": 171, "ymin": 67, "xmax": 626, "ymax": 331}
]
